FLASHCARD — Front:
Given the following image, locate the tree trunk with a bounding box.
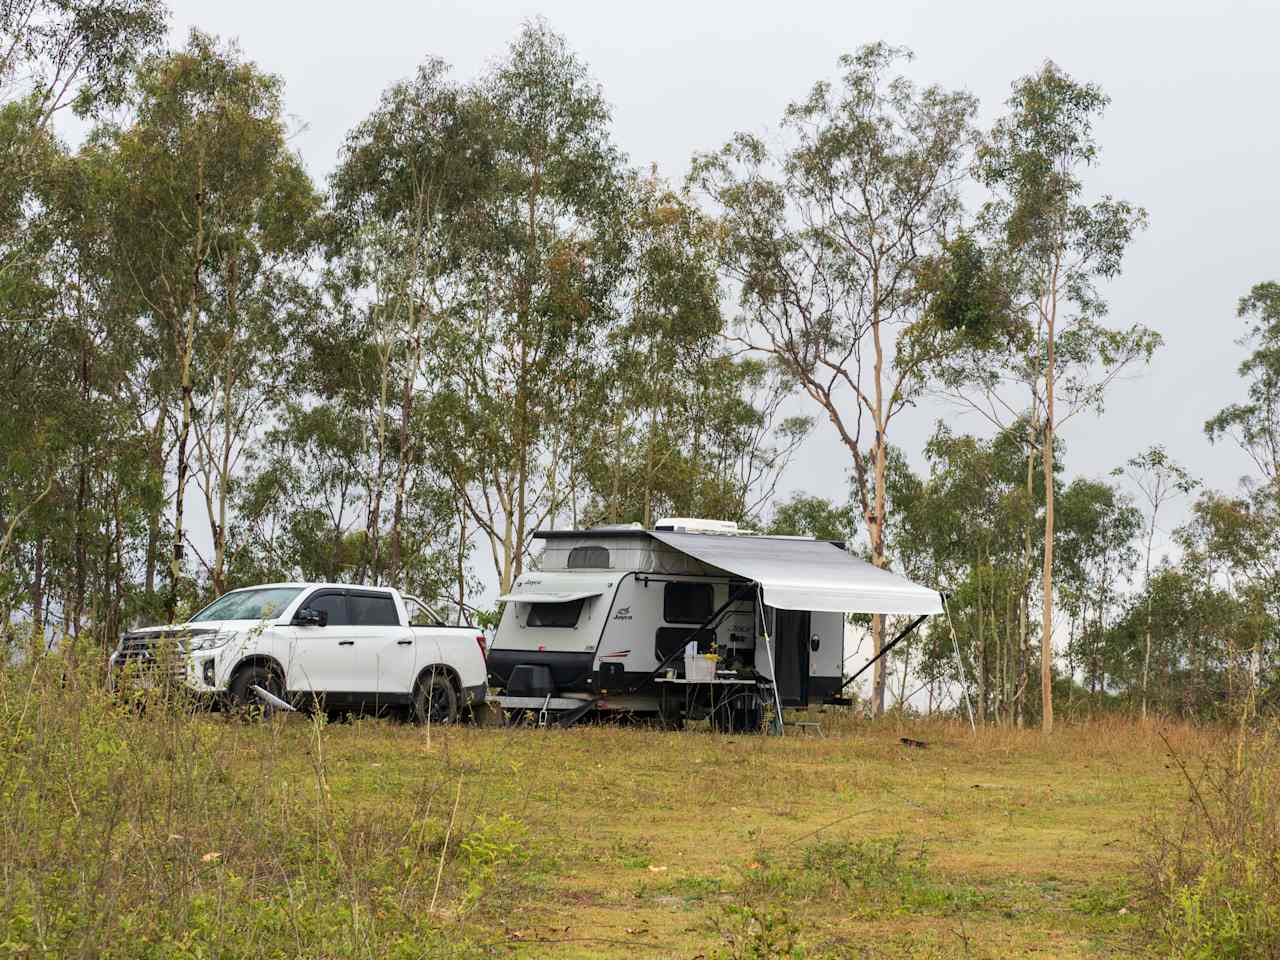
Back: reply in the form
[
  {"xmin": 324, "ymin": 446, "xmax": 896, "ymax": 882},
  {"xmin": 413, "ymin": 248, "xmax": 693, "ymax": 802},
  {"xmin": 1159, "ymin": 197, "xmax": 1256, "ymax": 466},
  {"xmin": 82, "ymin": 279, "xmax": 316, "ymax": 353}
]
[
  {"xmin": 976, "ymin": 565, "xmax": 986, "ymax": 723},
  {"xmin": 870, "ymin": 308, "xmax": 888, "ymax": 717},
  {"xmin": 389, "ymin": 325, "xmax": 422, "ymax": 583},
  {"xmin": 209, "ymin": 251, "xmax": 240, "ymax": 596},
  {"xmin": 144, "ymin": 407, "xmax": 165, "ymax": 601},
  {"xmin": 72, "ymin": 339, "xmax": 90, "ymax": 635},
  {"xmin": 1140, "ymin": 505, "xmax": 1157, "ymax": 719},
  {"xmin": 167, "ymin": 163, "xmax": 204, "ymax": 624},
  {"xmin": 364, "ymin": 331, "xmax": 390, "ymax": 586},
  {"xmin": 169, "ymin": 344, "xmax": 194, "ymax": 622},
  {"xmin": 32, "ymin": 536, "xmax": 45, "ymax": 643},
  {"xmin": 455, "ymin": 500, "xmax": 468, "ymax": 624},
  {"xmin": 512, "ymin": 161, "xmax": 540, "ymax": 586},
  {"xmin": 1039, "ymin": 268, "xmax": 1059, "ymax": 733}
]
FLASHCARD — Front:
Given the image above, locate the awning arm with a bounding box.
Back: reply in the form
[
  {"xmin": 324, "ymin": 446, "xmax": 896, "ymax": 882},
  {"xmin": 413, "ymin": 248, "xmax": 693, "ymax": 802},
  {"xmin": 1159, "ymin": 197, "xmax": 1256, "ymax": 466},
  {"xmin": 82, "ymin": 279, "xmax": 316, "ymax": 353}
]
[
  {"xmin": 627, "ymin": 581, "xmax": 756, "ymax": 694},
  {"xmin": 838, "ymin": 614, "xmax": 929, "ymax": 694}
]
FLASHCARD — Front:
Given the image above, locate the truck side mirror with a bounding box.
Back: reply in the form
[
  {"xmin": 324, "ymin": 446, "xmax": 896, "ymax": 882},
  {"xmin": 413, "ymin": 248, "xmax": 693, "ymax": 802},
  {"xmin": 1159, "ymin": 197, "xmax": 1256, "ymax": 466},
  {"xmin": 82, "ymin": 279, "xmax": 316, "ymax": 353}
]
[{"xmin": 293, "ymin": 607, "xmax": 328, "ymax": 627}]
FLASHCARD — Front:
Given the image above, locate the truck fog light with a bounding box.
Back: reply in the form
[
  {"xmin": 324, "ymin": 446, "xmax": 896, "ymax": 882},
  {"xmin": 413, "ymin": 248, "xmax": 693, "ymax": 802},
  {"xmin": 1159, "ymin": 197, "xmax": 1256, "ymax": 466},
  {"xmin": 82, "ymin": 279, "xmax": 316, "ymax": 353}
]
[{"xmin": 202, "ymin": 657, "xmax": 216, "ymax": 687}]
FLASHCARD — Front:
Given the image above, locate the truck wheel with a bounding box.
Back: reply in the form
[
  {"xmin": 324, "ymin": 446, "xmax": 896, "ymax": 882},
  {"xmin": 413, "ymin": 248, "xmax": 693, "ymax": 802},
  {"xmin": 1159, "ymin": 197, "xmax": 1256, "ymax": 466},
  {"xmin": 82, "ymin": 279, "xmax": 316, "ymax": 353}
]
[
  {"xmin": 229, "ymin": 665, "xmax": 284, "ymax": 720},
  {"xmin": 414, "ymin": 674, "xmax": 459, "ymax": 725}
]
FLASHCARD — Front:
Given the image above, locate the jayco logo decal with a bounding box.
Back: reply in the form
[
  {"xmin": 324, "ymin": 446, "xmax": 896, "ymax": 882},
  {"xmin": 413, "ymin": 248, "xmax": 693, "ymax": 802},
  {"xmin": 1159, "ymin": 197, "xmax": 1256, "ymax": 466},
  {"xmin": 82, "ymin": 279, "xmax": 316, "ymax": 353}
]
[{"xmin": 612, "ymin": 606, "xmax": 633, "ymax": 621}]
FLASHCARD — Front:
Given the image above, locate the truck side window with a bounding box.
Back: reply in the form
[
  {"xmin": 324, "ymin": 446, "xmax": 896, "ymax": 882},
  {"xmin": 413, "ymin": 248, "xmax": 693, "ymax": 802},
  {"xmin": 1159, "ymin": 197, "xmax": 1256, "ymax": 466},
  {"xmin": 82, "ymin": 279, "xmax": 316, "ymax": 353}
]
[
  {"xmin": 407, "ymin": 598, "xmax": 440, "ymax": 627},
  {"xmin": 527, "ymin": 599, "xmax": 585, "ymax": 628},
  {"xmin": 664, "ymin": 582, "xmax": 713, "ymax": 624},
  {"xmin": 349, "ymin": 592, "xmax": 400, "ymax": 626},
  {"xmin": 304, "ymin": 591, "xmax": 349, "ymax": 626}
]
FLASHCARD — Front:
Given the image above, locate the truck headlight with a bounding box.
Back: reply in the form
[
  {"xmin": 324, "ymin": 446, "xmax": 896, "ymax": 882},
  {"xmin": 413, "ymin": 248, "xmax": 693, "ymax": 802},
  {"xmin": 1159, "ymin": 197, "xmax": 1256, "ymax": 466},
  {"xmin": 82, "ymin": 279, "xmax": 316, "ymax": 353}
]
[{"xmin": 188, "ymin": 631, "xmax": 235, "ymax": 652}]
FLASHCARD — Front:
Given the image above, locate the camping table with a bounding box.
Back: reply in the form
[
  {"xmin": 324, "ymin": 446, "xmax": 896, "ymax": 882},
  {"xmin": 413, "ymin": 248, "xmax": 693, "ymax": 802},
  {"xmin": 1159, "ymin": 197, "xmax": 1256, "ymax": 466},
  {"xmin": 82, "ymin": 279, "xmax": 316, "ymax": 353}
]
[{"xmin": 654, "ymin": 676, "xmax": 770, "ymax": 731}]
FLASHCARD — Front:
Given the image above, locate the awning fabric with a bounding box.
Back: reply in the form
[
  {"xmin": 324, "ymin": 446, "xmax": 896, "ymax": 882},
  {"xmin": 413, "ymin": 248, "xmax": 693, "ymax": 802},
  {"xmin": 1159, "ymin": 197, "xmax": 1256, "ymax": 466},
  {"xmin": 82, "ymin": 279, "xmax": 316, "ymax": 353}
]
[
  {"xmin": 497, "ymin": 589, "xmax": 603, "ymax": 604},
  {"xmin": 648, "ymin": 531, "xmax": 942, "ymax": 615}
]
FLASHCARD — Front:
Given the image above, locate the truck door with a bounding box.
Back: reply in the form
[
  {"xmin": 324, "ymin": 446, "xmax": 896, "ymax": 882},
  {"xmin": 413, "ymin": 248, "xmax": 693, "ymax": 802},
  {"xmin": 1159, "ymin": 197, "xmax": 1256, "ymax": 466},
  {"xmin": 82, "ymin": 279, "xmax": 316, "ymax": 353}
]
[
  {"xmin": 289, "ymin": 589, "xmax": 357, "ymax": 697},
  {"xmin": 347, "ymin": 590, "xmax": 415, "ymax": 701}
]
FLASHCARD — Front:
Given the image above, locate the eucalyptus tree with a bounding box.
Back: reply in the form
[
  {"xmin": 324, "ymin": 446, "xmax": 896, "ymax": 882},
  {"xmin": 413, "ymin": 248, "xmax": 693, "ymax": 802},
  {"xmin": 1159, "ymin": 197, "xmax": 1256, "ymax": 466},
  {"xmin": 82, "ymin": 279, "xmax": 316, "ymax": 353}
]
[
  {"xmin": 0, "ymin": 0, "xmax": 165, "ymax": 638},
  {"xmin": 1114, "ymin": 446, "xmax": 1199, "ymax": 716},
  {"xmin": 897, "ymin": 424, "xmax": 1039, "ymax": 722},
  {"xmin": 575, "ymin": 172, "xmax": 810, "ymax": 529},
  {"xmin": 766, "ymin": 493, "xmax": 857, "ymax": 542},
  {"xmin": 107, "ymin": 30, "xmax": 319, "ymax": 618},
  {"xmin": 0, "ymin": 0, "xmax": 166, "ymax": 133},
  {"xmin": 1172, "ymin": 495, "xmax": 1278, "ymax": 714},
  {"xmin": 1206, "ymin": 281, "xmax": 1280, "ymax": 484},
  {"xmin": 942, "ymin": 63, "xmax": 1159, "ymax": 731},
  {"xmin": 430, "ymin": 21, "xmax": 628, "ymax": 593},
  {"xmin": 328, "ymin": 57, "xmax": 490, "ymax": 586},
  {"xmin": 1200, "ymin": 279, "xmax": 1280, "ymax": 709},
  {"xmin": 692, "ymin": 44, "xmax": 977, "ymax": 715},
  {"xmin": 1054, "ymin": 478, "xmax": 1141, "ymax": 702}
]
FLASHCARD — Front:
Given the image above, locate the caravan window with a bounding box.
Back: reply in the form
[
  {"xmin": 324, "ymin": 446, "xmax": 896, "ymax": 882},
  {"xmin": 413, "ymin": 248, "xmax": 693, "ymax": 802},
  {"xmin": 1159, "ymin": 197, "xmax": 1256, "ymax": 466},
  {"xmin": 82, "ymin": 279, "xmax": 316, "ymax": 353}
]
[
  {"xmin": 664, "ymin": 582, "xmax": 714, "ymax": 624},
  {"xmin": 527, "ymin": 598, "xmax": 586, "ymax": 628},
  {"xmin": 567, "ymin": 545, "xmax": 610, "ymax": 569}
]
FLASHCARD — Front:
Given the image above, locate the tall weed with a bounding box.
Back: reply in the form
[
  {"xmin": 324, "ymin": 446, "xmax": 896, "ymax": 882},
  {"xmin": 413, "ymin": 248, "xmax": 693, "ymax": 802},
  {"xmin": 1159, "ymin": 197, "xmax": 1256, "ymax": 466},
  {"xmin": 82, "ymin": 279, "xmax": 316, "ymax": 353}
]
[{"xmin": 1143, "ymin": 722, "xmax": 1280, "ymax": 959}]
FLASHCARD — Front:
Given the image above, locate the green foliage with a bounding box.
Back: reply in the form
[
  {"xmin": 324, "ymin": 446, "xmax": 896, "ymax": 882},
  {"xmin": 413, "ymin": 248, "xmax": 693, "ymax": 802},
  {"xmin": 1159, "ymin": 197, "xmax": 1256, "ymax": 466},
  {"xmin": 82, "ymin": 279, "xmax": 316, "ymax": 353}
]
[
  {"xmin": 711, "ymin": 904, "xmax": 805, "ymax": 960},
  {"xmin": 1205, "ymin": 281, "xmax": 1280, "ymax": 482},
  {"xmin": 0, "ymin": 0, "xmax": 167, "ymax": 122},
  {"xmin": 739, "ymin": 836, "xmax": 987, "ymax": 919},
  {"xmin": 0, "ymin": 651, "xmax": 531, "ymax": 957},
  {"xmin": 919, "ymin": 231, "xmax": 1013, "ymax": 345},
  {"xmin": 1145, "ymin": 726, "xmax": 1280, "ymax": 958},
  {"xmin": 766, "ymin": 494, "xmax": 857, "ymax": 543}
]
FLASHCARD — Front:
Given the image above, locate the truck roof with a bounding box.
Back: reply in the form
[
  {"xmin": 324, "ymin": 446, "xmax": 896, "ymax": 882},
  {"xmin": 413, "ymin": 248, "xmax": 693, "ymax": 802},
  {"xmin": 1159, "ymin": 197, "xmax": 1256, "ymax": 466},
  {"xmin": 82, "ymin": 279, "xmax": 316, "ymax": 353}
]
[{"xmin": 223, "ymin": 582, "xmax": 401, "ymax": 593}]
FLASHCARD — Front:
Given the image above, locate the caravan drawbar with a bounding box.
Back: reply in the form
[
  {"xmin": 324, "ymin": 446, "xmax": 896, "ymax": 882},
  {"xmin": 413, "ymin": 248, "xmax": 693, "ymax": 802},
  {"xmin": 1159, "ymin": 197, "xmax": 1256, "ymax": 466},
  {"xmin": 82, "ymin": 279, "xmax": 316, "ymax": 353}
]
[{"xmin": 486, "ymin": 518, "xmax": 943, "ymax": 729}]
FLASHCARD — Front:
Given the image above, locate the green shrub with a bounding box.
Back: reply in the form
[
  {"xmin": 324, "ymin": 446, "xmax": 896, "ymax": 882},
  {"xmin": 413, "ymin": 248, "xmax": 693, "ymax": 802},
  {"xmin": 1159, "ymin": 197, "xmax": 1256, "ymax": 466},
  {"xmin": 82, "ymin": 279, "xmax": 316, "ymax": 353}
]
[
  {"xmin": 739, "ymin": 836, "xmax": 986, "ymax": 917},
  {"xmin": 711, "ymin": 904, "xmax": 805, "ymax": 960},
  {"xmin": 1144, "ymin": 724, "xmax": 1280, "ymax": 958}
]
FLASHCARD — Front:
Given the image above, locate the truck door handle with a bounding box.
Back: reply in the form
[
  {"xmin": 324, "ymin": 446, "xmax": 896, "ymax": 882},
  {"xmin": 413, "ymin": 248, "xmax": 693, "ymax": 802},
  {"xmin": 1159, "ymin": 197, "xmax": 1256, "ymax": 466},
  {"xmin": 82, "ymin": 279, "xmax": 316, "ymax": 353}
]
[
  {"xmin": 397, "ymin": 640, "xmax": 413, "ymax": 646},
  {"xmin": 338, "ymin": 640, "xmax": 354, "ymax": 646}
]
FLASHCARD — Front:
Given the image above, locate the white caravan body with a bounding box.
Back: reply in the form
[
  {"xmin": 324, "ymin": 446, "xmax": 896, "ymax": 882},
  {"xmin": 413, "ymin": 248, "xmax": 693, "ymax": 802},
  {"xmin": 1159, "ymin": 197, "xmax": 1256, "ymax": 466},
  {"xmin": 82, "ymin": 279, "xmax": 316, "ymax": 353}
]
[{"xmin": 487, "ymin": 523, "xmax": 942, "ymax": 720}]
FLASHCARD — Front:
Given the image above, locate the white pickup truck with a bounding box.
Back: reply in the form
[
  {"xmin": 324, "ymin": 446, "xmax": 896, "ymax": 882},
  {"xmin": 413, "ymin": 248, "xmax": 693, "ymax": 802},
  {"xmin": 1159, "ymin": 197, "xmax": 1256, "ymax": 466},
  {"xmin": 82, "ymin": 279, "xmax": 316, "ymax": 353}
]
[{"xmin": 108, "ymin": 582, "xmax": 489, "ymax": 722}]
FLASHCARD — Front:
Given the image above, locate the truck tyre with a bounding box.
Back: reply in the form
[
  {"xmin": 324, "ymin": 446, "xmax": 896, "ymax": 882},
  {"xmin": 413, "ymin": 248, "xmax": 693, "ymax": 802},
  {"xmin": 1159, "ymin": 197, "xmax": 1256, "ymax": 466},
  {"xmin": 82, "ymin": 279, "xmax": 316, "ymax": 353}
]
[
  {"xmin": 229, "ymin": 664, "xmax": 284, "ymax": 720},
  {"xmin": 414, "ymin": 673, "xmax": 459, "ymax": 725}
]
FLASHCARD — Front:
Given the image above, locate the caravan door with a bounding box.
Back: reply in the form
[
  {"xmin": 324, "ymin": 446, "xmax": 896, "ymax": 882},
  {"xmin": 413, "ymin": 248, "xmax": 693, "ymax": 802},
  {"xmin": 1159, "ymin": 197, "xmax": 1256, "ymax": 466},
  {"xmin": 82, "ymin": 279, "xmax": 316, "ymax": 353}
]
[{"xmin": 772, "ymin": 609, "xmax": 811, "ymax": 706}]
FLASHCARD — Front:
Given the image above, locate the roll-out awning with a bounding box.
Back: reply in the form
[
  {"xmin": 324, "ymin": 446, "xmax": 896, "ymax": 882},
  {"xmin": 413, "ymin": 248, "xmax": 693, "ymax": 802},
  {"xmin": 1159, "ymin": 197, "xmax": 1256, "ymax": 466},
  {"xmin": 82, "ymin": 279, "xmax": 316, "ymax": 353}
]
[
  {"xmin": 496, "ymin": 589, "xmax": 603, "ymax": 604},
  {"xmin": 648, "ymin": 531, "xmax": 942, "ymax": 615}
]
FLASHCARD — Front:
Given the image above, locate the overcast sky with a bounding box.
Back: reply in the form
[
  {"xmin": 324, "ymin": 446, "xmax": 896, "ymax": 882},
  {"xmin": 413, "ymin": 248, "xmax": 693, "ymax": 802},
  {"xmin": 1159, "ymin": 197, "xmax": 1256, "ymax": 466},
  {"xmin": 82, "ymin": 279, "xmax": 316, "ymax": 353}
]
[{"xmin": 159, "ymin": 0, "xmax": 1279, "ymax": 579}]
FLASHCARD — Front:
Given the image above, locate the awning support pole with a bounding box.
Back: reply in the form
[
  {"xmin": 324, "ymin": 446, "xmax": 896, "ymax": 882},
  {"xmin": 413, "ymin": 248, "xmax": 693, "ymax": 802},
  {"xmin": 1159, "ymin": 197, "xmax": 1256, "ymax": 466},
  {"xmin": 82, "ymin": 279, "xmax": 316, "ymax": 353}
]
[
  {"xmin": 757, "ymin": 584, "xmax": 785, "ymax": 736},
  {"xmin": 838, "ymin": 614, "xmax": 928, "ymax": 695},
  {"xmin": 627, "ymin": 582, "xmax": 755, "ymax": 694},
  {"xmin": 943, "ymin": 594, "xmax": 977, "ymax": 733}
]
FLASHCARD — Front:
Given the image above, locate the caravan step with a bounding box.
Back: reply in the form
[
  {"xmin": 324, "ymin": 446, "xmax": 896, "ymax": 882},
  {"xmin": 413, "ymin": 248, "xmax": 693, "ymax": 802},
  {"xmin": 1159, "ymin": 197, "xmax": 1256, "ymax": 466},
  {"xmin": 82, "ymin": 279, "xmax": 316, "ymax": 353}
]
[{"xmin": 496, "ymin": 695, "xmax": 588, "ymax": 711}]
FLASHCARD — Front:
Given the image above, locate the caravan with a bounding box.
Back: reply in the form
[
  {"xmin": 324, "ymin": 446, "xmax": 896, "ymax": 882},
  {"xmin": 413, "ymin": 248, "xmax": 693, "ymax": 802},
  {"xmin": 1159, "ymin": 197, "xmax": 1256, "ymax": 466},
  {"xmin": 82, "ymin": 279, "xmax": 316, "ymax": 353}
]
[{"xmin": 486, "ymin": 518, "xmax": 942, "ymax": 729}]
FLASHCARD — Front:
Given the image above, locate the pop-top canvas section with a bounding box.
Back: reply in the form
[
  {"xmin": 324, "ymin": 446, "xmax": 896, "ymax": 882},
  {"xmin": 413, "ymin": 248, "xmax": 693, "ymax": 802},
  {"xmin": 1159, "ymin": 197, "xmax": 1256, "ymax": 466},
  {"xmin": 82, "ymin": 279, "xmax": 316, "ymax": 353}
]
[{"xmin": 535, "ymin": 534, "xmax": 722, "ymax": 577}]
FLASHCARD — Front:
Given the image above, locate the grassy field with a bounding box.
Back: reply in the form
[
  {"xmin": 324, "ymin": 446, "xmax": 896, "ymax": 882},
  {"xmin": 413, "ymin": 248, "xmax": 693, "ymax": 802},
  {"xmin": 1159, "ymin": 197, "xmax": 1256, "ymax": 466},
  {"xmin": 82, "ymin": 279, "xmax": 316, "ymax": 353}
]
[
  {"xmin": 0, "ymin": 662, "xmax": 1222, "ymax": 959},
  {"xmin": 245, "ymin": 711, "xmax": 1202, "ymax": 959}
]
